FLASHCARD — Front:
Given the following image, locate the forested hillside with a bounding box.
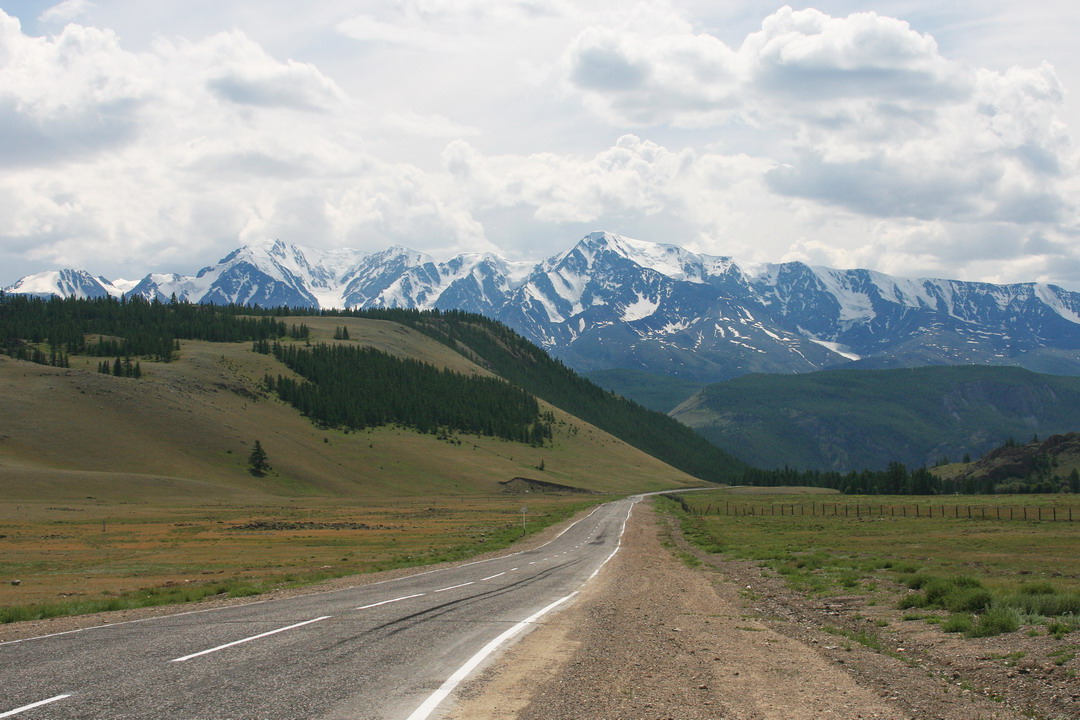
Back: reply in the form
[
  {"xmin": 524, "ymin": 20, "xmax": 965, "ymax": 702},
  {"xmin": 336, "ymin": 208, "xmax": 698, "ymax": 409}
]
[
  {"xmin": 0, "ymin": 294, "xmax": 741, "ymax": 483},
  {"xmin": 672, "ymin": 365, "xmax": 1080, "ymax": 473},
  {"xmin": 347, "ymin": 309, "xmax": 745, "ymax": 483},
  {"xmin": 258, "ymin": 340, "xmax": 552, "ymax": 444}
]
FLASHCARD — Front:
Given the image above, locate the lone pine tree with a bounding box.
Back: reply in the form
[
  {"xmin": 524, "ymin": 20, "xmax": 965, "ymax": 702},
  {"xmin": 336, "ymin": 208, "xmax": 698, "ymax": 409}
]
[{"xmin": 248, "ymin": 440, "xmax": 270, "ymax": 476}]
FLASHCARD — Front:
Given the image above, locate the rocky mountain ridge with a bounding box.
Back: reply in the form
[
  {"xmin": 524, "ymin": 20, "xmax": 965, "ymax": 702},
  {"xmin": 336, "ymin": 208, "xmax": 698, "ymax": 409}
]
[{"xmin": 7, "ymin": 232, "xmax": 1080, "ymax": 380}]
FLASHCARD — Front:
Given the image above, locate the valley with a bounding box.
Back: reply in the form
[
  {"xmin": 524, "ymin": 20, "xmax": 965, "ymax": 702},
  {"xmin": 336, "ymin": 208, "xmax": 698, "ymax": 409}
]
[{"xmin": 0, "ymin": 313, "xmax": 701, "ymax": 624}]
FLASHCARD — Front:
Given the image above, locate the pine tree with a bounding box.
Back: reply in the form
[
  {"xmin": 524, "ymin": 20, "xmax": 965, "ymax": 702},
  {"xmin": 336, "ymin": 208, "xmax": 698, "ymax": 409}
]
[{"xmin": 248, "ymin": 440, "xmax": 270, "ymax": 476}]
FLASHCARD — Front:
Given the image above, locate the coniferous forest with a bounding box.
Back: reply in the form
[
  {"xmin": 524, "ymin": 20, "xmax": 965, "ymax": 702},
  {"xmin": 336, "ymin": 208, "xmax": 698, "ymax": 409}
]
[
  {"xmin": 257, "ymin": 340, "xmax": 552, "ymax": 444},
  {"xmin": 0, "ymin": 292, "xmax": 298, "ymax": 364}
]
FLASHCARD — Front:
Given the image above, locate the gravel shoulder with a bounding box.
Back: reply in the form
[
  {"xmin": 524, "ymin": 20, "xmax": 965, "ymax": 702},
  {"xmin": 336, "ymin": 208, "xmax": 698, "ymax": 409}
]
[{"xmin": 449, "ymin": 499, "xmax": 1061, "ymax": 720}]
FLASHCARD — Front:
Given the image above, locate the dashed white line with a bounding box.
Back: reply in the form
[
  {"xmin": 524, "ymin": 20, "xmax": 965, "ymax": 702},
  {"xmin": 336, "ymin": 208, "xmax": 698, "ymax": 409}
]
[
  {"xmin": 356, "ymin": 593, "xmax": 426, "ymax": 610},
  {"xmin": 405, "ymin": 592, "xmax": 579, "ymax": 720},
  {"xmin": 435, "ymin": 582, "xmax": 474, "ymax": 593},
  {"xmin": 0, "ymin": 695, "xmax": 72, "ymax": 718},
  {"xmin": 171, "ymin": 616, "xmax": 330, "ymax": 662}
]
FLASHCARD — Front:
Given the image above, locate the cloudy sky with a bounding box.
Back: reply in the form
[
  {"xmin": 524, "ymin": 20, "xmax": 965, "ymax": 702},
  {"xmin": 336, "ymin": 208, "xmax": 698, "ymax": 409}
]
[{"xmin": 2, "ymin": 1, "xmax": 1080, "ymax": 290}]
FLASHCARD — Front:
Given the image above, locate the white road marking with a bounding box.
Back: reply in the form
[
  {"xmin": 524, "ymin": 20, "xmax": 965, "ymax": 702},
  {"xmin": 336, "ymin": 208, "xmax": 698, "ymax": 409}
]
[
  {"xmin": 405, "ymin": 592, "xmax": 579, "ymax": 720},
  {"xmin": 480, "ymin": 572, "xmax": 506, "ymax": 581},
  {"xmin": 356, "ymin": 593, "xmax": 426, "ymax": 610},
  {"xmin": 171, "ymin": 616, "xmax": 330, "ymax": 662},
  {"xmin": 0, "ymin": 695, "xmax": 72, "ymax": 718},
  {"xmin": 435, "ymin": 582, "xmax": 474, "ymax": 593},
  {"xmin": 588, "ymin": 499, "xmax": 637, "ymax": 580}
]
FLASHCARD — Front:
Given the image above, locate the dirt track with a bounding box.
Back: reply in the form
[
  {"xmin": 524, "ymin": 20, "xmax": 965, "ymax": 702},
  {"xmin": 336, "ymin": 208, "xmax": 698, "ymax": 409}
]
[{"xmin": 449, "ymin": 500, "xmax": 1059, "ymax": 720}]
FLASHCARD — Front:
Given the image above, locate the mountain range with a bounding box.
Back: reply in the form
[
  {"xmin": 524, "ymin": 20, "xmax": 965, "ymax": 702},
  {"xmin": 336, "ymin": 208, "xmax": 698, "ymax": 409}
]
[{"xmin": 7, "ymin": 232, "xmax": 1080, "ymax": 381}]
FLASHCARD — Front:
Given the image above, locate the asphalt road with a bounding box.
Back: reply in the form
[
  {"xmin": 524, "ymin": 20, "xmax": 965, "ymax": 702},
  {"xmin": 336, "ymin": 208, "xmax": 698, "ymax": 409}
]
[{"xmin": 1, "ymin": 496, "xmax": 640, "ymax": 719}]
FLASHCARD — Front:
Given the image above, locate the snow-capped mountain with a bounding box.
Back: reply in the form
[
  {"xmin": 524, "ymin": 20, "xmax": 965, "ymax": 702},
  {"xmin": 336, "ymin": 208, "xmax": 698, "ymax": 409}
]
[
  {"xmin": 5, "ymin": 269, "xmax": 126, "ymax": 299},
  {"xmin": 6, "ymin": 232, "xmax": 1080, "ymax": 380}
]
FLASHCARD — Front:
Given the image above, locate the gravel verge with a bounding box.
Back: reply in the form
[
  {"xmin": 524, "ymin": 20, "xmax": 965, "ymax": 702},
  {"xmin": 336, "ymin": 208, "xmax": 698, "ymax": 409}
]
[{"xmin": 449, "ymin": 500, "xmax": 1061, "ymax": 720}]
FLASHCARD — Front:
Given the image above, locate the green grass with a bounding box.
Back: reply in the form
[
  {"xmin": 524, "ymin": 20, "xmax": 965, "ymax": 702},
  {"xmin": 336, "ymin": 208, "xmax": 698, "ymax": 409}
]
[{"xmin": 664, "ymin": 489, "xmax": 1080, "ymax": 639}]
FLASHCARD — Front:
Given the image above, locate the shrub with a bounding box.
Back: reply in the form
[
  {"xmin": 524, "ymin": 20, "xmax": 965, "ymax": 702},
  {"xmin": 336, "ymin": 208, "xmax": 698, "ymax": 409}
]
[
  {"xmin": 1017, "ymin": 581, "xmax": 1057, "ymax": 595},
  {"xmin": 967, "ymin": 607, "xmax": 1021, "ymax": 638},
  {"xmin": 942, "ymin": 614, "xmax": 974, "ymax": 633},
  {"xmin": 944, "ymin": 588, "xmax": 993, "ymax": 613},
  {"xmin": 999, "ymin": 591, "xmax": 1080, "ymax": 617}
]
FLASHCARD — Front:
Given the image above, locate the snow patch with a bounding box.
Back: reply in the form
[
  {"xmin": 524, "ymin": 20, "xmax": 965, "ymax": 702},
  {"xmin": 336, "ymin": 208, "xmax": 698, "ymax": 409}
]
[
  {"xmin": 621, "ymin": 293, "xmax": 659, "ymax": 321},
  {"xmin": 807, "ymin": 338, "xmax": 862, "ymax": 361},
  {"xmin": 1035, "ymin": 283, "xmax": 1080, "ymax": 324}
]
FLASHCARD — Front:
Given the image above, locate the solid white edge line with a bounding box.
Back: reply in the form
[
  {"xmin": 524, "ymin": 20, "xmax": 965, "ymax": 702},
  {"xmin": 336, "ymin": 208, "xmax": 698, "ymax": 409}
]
[
  {"xmin": 170, "ymin": 616, "xmax": 330, "ymax": 663},
  {"xmin": 434, "ymin": 582, "xmax": 474, "ymax": 593},
  {"xmin": 404, "ymin": 497, "xmax": 640, "ymax": 720},
  {"xmin": 404, "ymin": 592, "xmax": 579, "ymax": 720},
  {"xmin": 356, "ymin": 593, "xmax": 425, "ymax": 610},
  {"xmin": 0, "ymin": 694, "xmax": 73, "ymax": 718}
]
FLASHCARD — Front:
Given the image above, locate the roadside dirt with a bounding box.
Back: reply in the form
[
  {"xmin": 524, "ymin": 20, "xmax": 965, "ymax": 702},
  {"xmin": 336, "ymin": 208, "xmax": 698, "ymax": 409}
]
[{"xmin": 450, "ymin": 501, "xmax": 1072, "ymax": 720}]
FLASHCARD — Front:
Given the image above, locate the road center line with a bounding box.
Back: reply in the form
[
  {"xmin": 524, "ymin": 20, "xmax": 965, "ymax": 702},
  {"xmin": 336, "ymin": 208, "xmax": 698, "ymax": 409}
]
[
  {"xmin": 0, "ymin": 695, "xmax": 72, "ymax": 718},
  {"xmin": 356, "ymin": 593, "xmax": 426, "ymax": 610},
  {"xmin": 405, "ymin": 592, "xmax": 579, "ymax": 720},
  {"xmin": 434, "ymin": 582, "xmax": 474, "ymax": 593},
  {"xmin": 171, "ymin": 616, "xmax": 330, "ymax": 663},
  {"xmin": 479, "ymin": 572, "xmax": 506, "ymax": 581}
]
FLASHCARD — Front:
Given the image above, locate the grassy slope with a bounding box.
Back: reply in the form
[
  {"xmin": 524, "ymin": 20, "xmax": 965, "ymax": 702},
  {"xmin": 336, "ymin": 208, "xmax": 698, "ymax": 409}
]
[
  {"xmin": 671, "ymin": 365, "xmax": 1080, "ymax": 472},
  {"xmin": 0, "ymin": 316, "xmax": 699, "ymax": 501},
  {"xmin": 0, "ymin": 316, "xmax": 704, "ymax": 615}
]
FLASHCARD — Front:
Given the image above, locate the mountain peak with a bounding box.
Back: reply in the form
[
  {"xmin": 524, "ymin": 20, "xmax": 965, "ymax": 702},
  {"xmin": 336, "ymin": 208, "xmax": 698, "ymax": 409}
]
[{"xmin": 5, "ymin": 269, "xmax": 120, "ymax": 299}]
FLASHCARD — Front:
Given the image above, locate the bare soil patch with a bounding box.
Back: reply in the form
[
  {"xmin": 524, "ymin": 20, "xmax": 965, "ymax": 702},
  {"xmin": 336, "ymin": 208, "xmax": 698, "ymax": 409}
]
[{"xmin": 450, "ymin": 501, "xmax": 1061, "ymax": 720}]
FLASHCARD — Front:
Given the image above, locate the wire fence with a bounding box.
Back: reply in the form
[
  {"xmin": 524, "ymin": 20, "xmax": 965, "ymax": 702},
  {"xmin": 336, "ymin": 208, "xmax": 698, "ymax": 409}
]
[{"xmin": 685, "ymin": 501, "xmax": 1078, "ymax": 522}]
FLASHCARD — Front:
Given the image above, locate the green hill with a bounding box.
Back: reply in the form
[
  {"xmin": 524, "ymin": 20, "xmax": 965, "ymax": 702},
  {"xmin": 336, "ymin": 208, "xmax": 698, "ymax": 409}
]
[
  {"xmin": 0, "ymin": 296, "xmax": 739, "ymax": 499},
  {"xmin": 671, "ymin": 365, "xmax": 1080, "ymax": 472}
]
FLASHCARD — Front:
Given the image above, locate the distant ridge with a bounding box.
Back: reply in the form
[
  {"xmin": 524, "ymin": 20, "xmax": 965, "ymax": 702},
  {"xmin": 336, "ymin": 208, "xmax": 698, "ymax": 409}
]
[
  {"xmin": 671, "ymin": 365, "xmax": 1080, "ymax": 472},
  {"xmin": 7, "ymin": 232, "xmax": 1080, "ymax": 380}
]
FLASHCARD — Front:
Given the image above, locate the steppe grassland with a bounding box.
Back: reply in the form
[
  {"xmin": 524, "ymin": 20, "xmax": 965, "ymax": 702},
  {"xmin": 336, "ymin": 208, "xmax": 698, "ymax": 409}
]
[
  {"xmin": 0, "ymin": 494, "xmax": 602, "ymax": 615},
  {"xmin": 0, "ymin": 316, "xmax": 698, "ymax": 619},
  {"xmin": 669, "ymin": 488, "xmax": 1080, "ymax": 596}
]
